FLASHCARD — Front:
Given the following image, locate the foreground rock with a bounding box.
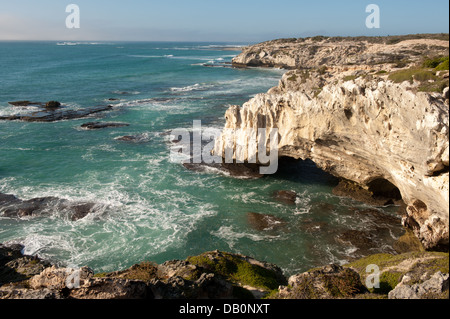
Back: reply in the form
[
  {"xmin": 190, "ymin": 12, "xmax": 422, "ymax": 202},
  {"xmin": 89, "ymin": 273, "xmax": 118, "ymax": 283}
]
[
  {"xmin": 214, "ymin": 36, "xmax": 449, "ymax": 251},
  {"xmin": 1, "ymin": 242, "xmax": 448, "ymax": 299},
  {"xmin": 0, "ymin": 249, "xmax": 286, "ymax": 299},
  {"xmin": 345, "ymin": 251, "xmax": 449, "ymax": 297},
  {"xmin": 0, "ymin": 244, "xmax": 51, "ymax": 287},
  {"xmin": 0, "ymin": 192, "xmax": 98, "ymax": 221},
  {"xmin": 278, "ymin": 264, "xmax": 367, "ymax": 299},
  {"xmin": 389, "ymin": 271, "xmax": 449, "ymax": 299}
]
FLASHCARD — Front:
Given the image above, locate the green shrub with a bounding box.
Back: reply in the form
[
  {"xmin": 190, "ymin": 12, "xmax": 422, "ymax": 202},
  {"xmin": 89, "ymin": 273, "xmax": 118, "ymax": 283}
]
[
  {"xmin": 435, "ymin": 58, "xmax": 449, "ymax": 71},
  {"xmin": 423, "ymin": 56, "xmax": 449, "ymax": 69}
]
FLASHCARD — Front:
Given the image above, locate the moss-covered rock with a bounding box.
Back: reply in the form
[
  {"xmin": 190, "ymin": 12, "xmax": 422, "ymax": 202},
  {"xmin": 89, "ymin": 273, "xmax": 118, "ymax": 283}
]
[
  {"xmin": 275, "ymin": 264, "xmax": 367, "ymax": 299},
  {"xmin": 187, "ymin": 250, "xmax": 287, "ymax": 293}
]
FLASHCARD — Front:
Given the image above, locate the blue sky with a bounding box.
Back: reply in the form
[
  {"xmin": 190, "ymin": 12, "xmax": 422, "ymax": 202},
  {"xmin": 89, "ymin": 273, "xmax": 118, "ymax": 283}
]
[{"xmin": 0, "ymin": 0, "xmax": 448, "ymax": 42}]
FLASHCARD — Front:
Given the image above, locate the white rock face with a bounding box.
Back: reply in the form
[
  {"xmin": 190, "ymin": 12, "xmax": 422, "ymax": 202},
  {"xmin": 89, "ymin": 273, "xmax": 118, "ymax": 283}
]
[{"xmin": 214, "ymin": 73, "xmax": 449, "ymax": 250}]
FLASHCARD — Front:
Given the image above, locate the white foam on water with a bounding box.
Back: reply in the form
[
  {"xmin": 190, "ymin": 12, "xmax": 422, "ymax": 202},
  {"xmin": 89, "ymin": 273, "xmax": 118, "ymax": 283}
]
[
  {"xmin": 170, "ymin": 83, "xmax": 214, "ymax": 93},
  {"xmin": 211, "ymin": 225, "xmax": 280, "ymax": 250},
  {"xmin": 1, "ymin": 171, "xmax": 220, "ymax": 270}
]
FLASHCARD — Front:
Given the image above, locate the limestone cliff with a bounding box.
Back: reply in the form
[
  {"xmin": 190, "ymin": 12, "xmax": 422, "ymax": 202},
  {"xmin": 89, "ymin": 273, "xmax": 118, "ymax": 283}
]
[{"xmin": 214, "ymin": 36, "xmax": 449, "ymax": 250}]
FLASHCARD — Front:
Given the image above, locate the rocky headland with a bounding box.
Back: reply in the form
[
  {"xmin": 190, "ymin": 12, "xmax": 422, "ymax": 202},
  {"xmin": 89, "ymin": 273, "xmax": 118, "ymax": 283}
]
[{"xmin": 214, "ymin": 34, "xmax": 449, "ymax": 252}]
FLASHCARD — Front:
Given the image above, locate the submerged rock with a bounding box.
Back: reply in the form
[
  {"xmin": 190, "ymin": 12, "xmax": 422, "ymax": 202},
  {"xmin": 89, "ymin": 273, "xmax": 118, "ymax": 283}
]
[
  {"xmin": 247, "ymin": 212, "xmax": 287, "ymax": 231},
  {"xmin": 115, "ymin": 134, "xmax": 150, "ymax": 143},
  {"xmin": 81, "ymin": 121, "xmax": 130, "ymax": 130},
  {"xmin": 0, "ymin": 105, "xmax": 113, "ymax": 122},
  {"xmin": 8, "ymin": 101, "xmax": 43, "ymax": 107},
  {"xmin": 182, "ymin": 162, "xmax": 264, "ymax": 179},
  {"xmin": 273, "ymin": 190, "xmax": 297, "ymax": 205}
]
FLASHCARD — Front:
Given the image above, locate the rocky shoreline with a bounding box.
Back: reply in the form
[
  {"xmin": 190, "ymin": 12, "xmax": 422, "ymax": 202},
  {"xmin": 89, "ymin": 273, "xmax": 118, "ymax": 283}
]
[
  {"xmin": 0, "ymin": 242, "xmax": 448, "ymax": 299},
  {"xmin": 1, "ymin": 34, "xmax": 449, "ymax": 300}
]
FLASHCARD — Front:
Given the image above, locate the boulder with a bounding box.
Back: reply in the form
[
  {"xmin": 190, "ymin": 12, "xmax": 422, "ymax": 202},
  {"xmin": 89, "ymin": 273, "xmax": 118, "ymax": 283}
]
[
  {"xmin": 388, "ymin": 271, "xmax": 449, "ymax": 299},
  {"xmin": 278, "ymin": 264, "xmax": 366, "ymax": 299},
  {"xmin": 44, "ymin": 101, "xmax": 61, "ymax": 109}
]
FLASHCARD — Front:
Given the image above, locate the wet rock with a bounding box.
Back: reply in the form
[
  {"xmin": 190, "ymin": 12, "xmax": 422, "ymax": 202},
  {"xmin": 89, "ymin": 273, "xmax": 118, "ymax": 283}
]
[
  {"xmin": 351, "ymin": 207, "xmax": 401, "ymax": 225},
  {"xmin": 0, "ymin": 193, "xmax": 20, "ymax": 206},
  {"xmin": 81, "ymin": 122, "xmax": 130, "ymax": 130},
  {"xmin": 8, "ymin": 101, "xmax": 43, "ymax": 107},
  {"xmin": 273, "ymin": 190, "xmax": 297, "ymax": 205},
  {"xmin": 220, "ymin": 163, "xmax": 264, "ymax": 179},
  {"xmin": 299, "ymin": 219, "xmax": 329, "ymax": 234},
  {"xmin": 115, "ymin": 134, "xmax": 150, "ymax": 143},
  {"xmin": 45, "ymin": 101, "xmax": 61, "ymax": 109},
  {"xmin": 182, "ymin": 162, "xmax": 264, "ymax": 179},
  {"xmin": 0, "ymin": 195, "xmax": 60, "ymax": 218},
  {"xmin": 335, "ymin": 229, "xmax": 377, "ymax": 252},
  {"xmin": 0, "ymin": 192, "xmax": 98, "ymax": 221},
  {"xmin": 0, "ymin": 105, "xmax": 113, "ymax": 122},
  {"xmin": 69, "ymin": 203, "xmax": 97, "ymax": 221},
  {"xmin": 247, "ymin": 212, "xmax": 287, "ymax": 231}
]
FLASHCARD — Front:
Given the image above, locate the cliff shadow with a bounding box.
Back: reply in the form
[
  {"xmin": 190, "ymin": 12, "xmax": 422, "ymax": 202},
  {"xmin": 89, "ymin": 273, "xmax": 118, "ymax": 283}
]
[{"xmin": 271, "ymin": 156, "xmax": 340, "ymax": 187}]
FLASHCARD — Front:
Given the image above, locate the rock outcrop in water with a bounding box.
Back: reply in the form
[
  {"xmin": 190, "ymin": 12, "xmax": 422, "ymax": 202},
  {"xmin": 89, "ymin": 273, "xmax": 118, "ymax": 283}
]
[
  {"xmin": 0, "ymin": 192, "xmax": 98, "ymax": 221},
  {"xmin": 0, "ymin": 103, "xmax": 113, "ymax": 122},
  {"xmin": 214, "ymin": 35, "xmax": 449, "ymax": 251}
]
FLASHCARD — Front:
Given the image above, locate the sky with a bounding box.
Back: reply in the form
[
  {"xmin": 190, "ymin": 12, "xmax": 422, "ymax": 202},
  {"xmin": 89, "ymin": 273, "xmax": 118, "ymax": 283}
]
[{"xmin": 0, "ymin": 0, "xmax": 448, "ymax": 42}]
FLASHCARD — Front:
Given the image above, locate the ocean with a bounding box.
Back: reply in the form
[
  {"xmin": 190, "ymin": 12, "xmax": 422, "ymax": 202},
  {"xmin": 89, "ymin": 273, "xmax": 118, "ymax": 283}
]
[{"xmin": 0, "ymin": 41, "xmax": 404, "ymax": 276}]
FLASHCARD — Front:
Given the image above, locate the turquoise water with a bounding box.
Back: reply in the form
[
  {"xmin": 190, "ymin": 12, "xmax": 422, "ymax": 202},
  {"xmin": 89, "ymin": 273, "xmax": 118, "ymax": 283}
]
[{"xmin": 0, "ymin": 42, "xmax": 404, "ymax": 276}]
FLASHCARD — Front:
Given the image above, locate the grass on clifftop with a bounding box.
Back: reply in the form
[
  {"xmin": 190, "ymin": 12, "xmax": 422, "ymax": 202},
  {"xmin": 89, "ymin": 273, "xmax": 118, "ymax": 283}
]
[
  {"xmin": 388, "ymin": 56, "xmax": 449, "ymax": 93},
  {"xmin": 345, "ymin": 251, "xmax": 449, "ymax": 296}
]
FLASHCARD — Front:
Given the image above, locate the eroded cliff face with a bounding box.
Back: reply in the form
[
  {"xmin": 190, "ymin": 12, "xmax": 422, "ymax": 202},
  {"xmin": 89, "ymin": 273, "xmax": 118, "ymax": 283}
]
[{"xmin": 214, "ymin": 37, "xmax": 449, "ymax": 250}]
